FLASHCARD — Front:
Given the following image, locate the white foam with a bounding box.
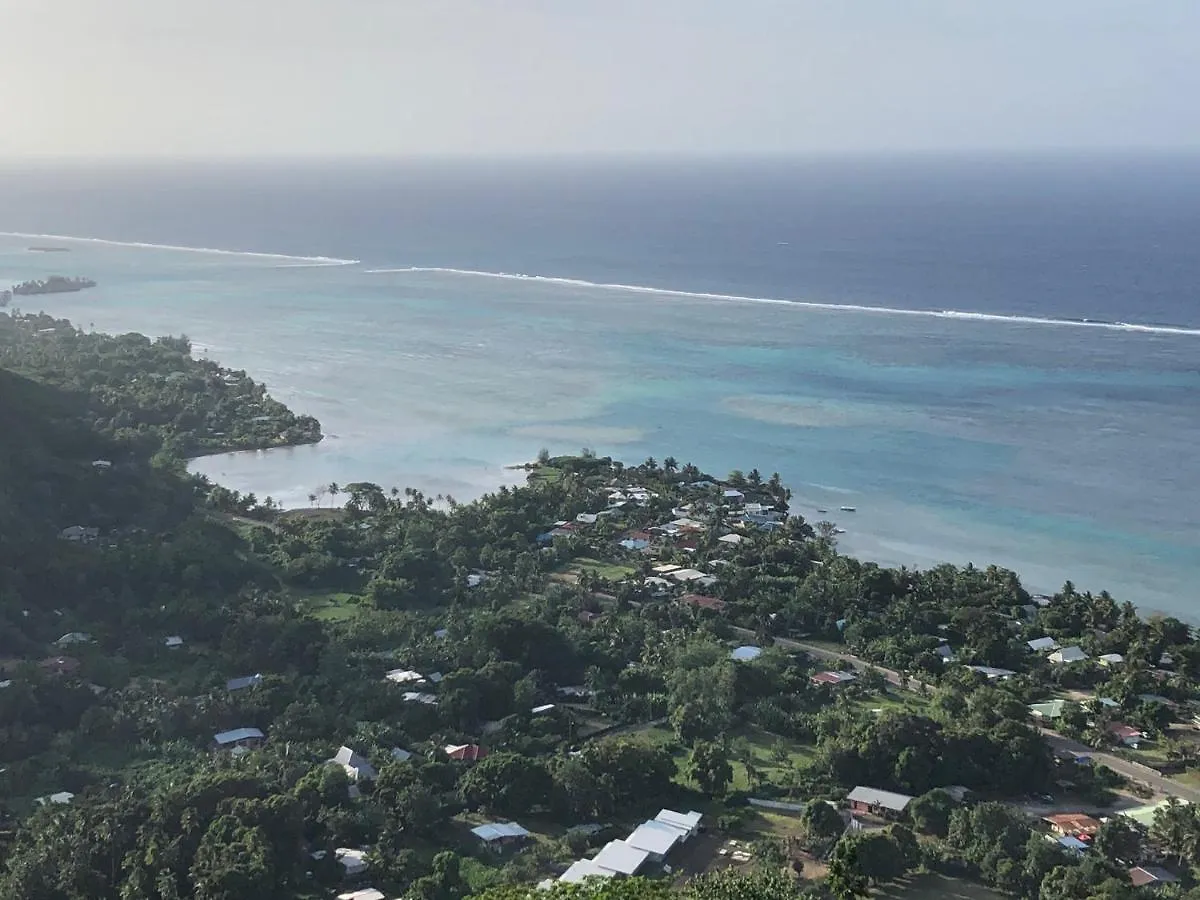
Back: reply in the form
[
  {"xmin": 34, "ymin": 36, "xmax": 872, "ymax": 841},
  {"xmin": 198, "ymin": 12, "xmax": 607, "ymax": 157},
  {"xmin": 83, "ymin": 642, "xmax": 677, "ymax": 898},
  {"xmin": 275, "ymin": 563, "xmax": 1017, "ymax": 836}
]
[
  {"xmin": 0, "ymin": 231, "xmax": 359, "ymax": 266},
  {"xmin": 367, "ymin": 266, "xmax": 1200, "ymax": 337}
]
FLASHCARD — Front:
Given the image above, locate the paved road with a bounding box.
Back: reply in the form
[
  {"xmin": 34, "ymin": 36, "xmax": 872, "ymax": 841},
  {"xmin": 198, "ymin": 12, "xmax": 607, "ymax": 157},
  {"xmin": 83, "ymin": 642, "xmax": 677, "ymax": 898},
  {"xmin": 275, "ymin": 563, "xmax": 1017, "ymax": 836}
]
[
  {"xmin": 1040, "ymin": 730, "xmax": 1200, "ymax": 803},
  {"xmin": 734, "ymin": 626, "xmax": 1200, "ymax": 802}
]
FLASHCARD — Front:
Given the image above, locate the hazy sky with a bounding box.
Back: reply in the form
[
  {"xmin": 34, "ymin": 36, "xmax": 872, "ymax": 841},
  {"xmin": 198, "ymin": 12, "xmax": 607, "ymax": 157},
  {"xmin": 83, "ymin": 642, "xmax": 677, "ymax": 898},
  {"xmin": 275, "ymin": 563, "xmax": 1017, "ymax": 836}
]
[{"xmin": 2, "ymin": 0, "xmax": 1197, "ymax": 158}]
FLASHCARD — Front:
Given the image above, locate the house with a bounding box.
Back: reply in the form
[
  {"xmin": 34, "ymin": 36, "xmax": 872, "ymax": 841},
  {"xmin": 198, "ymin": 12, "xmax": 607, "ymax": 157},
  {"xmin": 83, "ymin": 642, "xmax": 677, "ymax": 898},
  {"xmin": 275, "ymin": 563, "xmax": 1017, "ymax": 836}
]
[
  {"xmin": 744, "ymin": 509, "xmax": 784, "ymax": 526},
  {"xmin": 385, "ymin": 669, "xmax": 425, "ymax": 684},
  {"xmin": 466, "ymin": 573, "xmax": 485, "ymax": 588},
  {"xmin": 329, "ymin": 746, "xmax": 378, "ymax": 782},
  {"xmin": 718, "ymin": 533, "xmax": 744, "ymax": 545},
  {"xmin": 1129, "ymin": 866, "xmax": 1179, "ymax": 888},
  {"xmin": 336, "ymin": 890, "xmax": 387, "ymax": 900},
  {"xmin": 226, "ymin": 673, "xmax": 263, "ymax": 692},
  {"xmin": 1107, "ymin": 723, "xmax": 1145, "ymax": 748},
  {"xmin": 558, "ymin": 685, "xmax": 591, "ymax": 699},
  {"xmin": 58, "ymin": 525, "xmax": 99, "ymax": 543},
  {"xmin": 669, "ymin": 568, "xmax": 708, "ymax": 583},
  {"xmin": 592, "ymin": 840, "xmax": 651, "ymax": 877},
  {"xmin": 402, "ymin": 691, "xmax": 438, "ymax": 705},
  {"xmin": 471, "ymin": 822, "xmax": 531, "ymax": 848},
  {"xmin": 966, "ymin": 665, "xmax": 1016, "ymax": 680},
  {"xmin": 679, "ymin": 594, "xmax": 728, "ymax": 613},
  {"xmin": 1027, "ymin": 637, "xmax": 1060, "ymax": 652},
  {"xmin": 164, "ymin": 636, "xmax": 184, "ymax": 649},
  {"xmin": 1043, "ymin": 813, "xmax": 1102, "ymax": 837},
  {"xmin": 35, "ymin": 792, "xmax": 75, "ymax": 806},
  {"xmin": 1049, "ymin": 646, "xmax": 1088, "ymax": 665},
  {"xmin": 934, "ymin": 644, "xmax": 954, "ymax": 661},
  {"xmin": 335, "ymin": 848, "xmax": 369, "ymax": 878},
  {"xmin": 652, "ymin": 564, "xmax": 682, "ymax": 575},
  {"xmin": 846, "ymin": 786, "xmax": 914, "ymax": 818},
  {"xmin": 559, "ymin": 859, "xmax": 615, "ymax": 883},
  {"xmin": 1057, "ymin": 835, "xmax": 1089, "ymax": 855},
  {"xmin": 643, "ymin": 577, "xmax": 673, "ymax": 596},
  {"xmin": 722, "ymin": 489, "xmax": 746, "ymax": 503},
  {"xmin": 391, "ymin": 747, "xmax": 414, "ymax": 762},
  {"xmin": 624, "ymin": 821, "xmax": 684, "ymax": 861},
  {"xmin": 575, "ymin": 513, "xmax": 599, "ymax": 525},
  {"xmin": 434, "ymin": 628, "xmax": 449, "ymax": 639},
  {"xmin": 55, "ymin": 632, "xmax": 92, "ymax": 646},
  {"xmin": 91, "ymin": 459, "xmax": 113, "ymax": 469},
  {"xmin": 1098, "ymin": 653, "xmax": 1124, "ymax": 666},
  {"xmin": 811, "ymin": 670, "xmax": 858, "ymax": 686},
  {"xmin": 1029, "ymin": 700, "xmax": 1067, "ymax": 720},
  {"xmin": 444, "ymin": 743, "xmax": 488, "ymax": 762},
  {"xmin": 214, "ymin": 727, "xmax": 265, "ymax": 749},
  {"xmin": 730, "ymin": 646, "xmax": 763, "ymax": 662},
  {"xmin": 532, "ymin": 703, "xmax": 556, "ymax": 715},
  {"xmin": 619, "ymin": 538, "xmax": 650, "ymax": 551},
  {"xmin": 655, "ymin": 809, "xmax": 703, "ymax": 838}
]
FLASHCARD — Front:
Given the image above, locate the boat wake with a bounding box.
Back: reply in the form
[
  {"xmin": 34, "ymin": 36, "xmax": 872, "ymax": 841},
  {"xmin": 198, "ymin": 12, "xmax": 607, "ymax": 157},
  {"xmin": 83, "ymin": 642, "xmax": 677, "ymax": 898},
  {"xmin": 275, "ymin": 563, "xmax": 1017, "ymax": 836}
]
[
  {"xmin": 0, "ymin": 231, "xmax": 360, "ymax": 266},
  {"xmin": 367, "ymin": 266, "xmax": 1200, "ymax": 337}
]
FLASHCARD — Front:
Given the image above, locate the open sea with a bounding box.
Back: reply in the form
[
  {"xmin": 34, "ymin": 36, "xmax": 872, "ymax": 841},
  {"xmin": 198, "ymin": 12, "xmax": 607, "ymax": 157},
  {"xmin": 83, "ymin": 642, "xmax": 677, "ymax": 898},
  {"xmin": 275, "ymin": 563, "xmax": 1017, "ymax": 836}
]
[{"xmin": 0, "ymin": 156, "xmax": 1197, "ymax": 617}]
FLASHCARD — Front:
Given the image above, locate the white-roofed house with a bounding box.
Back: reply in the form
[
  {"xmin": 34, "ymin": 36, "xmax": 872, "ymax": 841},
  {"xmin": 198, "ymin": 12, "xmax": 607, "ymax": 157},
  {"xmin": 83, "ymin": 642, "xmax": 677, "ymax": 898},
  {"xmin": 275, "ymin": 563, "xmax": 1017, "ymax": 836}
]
[
  {"xmin": 164, "ymin": 635, "xmax": 184, "ymax": 649},
  {"xmin": 592, "ymin": 840, "xmax": 651, "ymax": 877},
  {"xmin": 35, "ymin": 791, "xmax": 75, "ymax": 806},
  {"xmin": 624, "ymin": 821, "xmax": 684, "ymax": 861},
  {"xmin": 55, "ymin": 632, "xmax": 92, "ymax": 646},
  {"xmin": 655, "ymin": 809, "xmax": 703, "ymax": 839},
  {"xmin": 559, "ymin": 859, "xmax": 615, "ymax": 884},
  {"xmin": 337, "ymin": 888, "xmax": 386, "ymax": 900},
  {"xmin": 329, "ymin": 746, "xmax": 378, "ymax": 782},
  {"xmin": 1098, "ymin": 653, "xmax": 1125, "ymax": 667},
  {"xmin": 471, "ymin": 821, "xmax": 532, "ymax": 850},
  {"xmin": 722, "ymin": 489, "xmax": 745, "ymax": 503},
  {"xmin": 718, "ymin": 533, "xmax": 744, "ymax": 545},
  {"xmin": 335, "ymin": 848, "xmax": 370, "ymax": 878},
  {"xmin": 385, "ymin": 668, "xmax": 426, "ymax": 684}
]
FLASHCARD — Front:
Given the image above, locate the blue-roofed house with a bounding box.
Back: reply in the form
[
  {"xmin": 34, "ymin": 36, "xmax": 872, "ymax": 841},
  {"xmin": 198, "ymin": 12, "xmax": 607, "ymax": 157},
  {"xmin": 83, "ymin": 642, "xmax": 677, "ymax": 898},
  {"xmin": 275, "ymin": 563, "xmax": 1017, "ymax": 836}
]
[
  {"xmin": 1058, "ymin": 835, "xmax": 1089, "ymax": 855},
  {"xmin": 226, "ymin": 674, "xmax": 263, "ymax": 692},
  {"xmin": 214, "ymin": 727, "xmax": 265, "ymax": 749},
  {"xmin": 731, "ymin": 646, "xmax": 763, "ymax": 662}
]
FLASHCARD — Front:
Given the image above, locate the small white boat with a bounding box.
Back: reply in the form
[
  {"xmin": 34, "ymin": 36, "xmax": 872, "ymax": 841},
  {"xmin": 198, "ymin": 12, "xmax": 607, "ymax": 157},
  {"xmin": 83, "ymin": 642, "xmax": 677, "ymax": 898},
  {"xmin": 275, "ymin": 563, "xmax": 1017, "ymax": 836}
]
[
  {"xmin": 839, "ymin": 506, "xmax": 857, "ymax": 512},
  {"xmin": 816, "ymin": 508, "xmax": 828, "ymax": 514},
  {"xmin": 834, "ymin": 527, "xmax": 847, "ymax": 534}
]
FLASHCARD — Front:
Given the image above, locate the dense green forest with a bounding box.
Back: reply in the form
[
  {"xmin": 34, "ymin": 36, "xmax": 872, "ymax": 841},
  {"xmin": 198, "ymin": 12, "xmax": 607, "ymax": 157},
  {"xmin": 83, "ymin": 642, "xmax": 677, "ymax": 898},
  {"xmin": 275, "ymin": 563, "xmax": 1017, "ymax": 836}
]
[{"xmin": 2, "ymin": 315, "xmax": 1200, "ymax": 900}]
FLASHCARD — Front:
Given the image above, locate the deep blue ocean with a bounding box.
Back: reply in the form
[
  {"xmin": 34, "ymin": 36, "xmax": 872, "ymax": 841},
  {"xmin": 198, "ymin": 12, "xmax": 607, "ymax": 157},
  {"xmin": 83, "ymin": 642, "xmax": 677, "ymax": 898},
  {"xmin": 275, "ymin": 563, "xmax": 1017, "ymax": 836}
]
[{"xmin": 0, "ymin": 156, "xmax": 1197, "ymax": 616}]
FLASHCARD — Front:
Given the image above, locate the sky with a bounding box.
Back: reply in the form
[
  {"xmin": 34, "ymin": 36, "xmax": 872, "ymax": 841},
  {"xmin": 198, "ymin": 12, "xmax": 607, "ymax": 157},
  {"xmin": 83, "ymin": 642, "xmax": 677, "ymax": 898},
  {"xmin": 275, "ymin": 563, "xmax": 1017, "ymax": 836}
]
[{"xmin": 1, "ymin": 0, "xmax": 1198, "ymax": 158}]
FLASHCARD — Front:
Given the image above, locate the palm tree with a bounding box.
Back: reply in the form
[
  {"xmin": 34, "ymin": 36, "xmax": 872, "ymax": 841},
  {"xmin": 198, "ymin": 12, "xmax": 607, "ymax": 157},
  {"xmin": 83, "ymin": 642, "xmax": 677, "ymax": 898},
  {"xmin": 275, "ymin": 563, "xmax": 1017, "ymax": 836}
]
[
  {"xmin": 307, "ymin": 493, "xmax": 317, "ymax": 508},
  {"xmin": 663, "ymin": 456, "xmax": 678, "ymax": 474}
]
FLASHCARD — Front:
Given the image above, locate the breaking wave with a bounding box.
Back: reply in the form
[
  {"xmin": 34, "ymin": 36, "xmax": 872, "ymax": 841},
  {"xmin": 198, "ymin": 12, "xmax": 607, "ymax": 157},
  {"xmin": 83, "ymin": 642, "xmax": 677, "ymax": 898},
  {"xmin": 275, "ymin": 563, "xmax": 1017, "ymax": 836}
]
[
  {"xmin": 367, "ymin": 266, "xmax": 1200, "ymax": 336},
  {"xmin": 0, "ymin": 231, "xmax": 360, "ymax": 266}
]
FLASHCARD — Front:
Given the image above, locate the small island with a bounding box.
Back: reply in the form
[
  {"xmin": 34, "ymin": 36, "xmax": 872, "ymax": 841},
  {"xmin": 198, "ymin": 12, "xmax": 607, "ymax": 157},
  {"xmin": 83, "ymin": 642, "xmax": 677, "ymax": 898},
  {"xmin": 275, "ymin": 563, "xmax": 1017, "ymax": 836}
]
[{"xmin": 10, "ymin": 276, "xmax": 97, "ymax": 296}]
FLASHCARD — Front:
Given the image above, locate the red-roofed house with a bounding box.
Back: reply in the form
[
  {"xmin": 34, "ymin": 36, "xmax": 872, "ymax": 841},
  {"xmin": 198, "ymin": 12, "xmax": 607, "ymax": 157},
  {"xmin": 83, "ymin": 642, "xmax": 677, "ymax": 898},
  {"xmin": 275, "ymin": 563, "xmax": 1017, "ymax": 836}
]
[
  {"xmin": 1107, "ymin": 723, "xmax": 1145, "ymax": 748},
  {"xmin": 445, "ymin": 743, "xmax": 488, "ymax": 762},
  {"xmin": 811, "ymin": 670, "xmax": 858, "ymax": 686},
  {"xmin": 679, "ymin": 594, "xmax": 728, "ymax": 613},
  {"xmin": 1043, "ymin": 813, "xmax": 1102, "ymax": 837}
]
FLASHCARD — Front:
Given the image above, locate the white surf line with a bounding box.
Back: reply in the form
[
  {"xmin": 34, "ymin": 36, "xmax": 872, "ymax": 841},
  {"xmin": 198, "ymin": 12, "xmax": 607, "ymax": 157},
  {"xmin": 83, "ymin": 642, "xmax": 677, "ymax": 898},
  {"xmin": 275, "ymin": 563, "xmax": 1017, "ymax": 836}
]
[
  {"xmin": 366, "ymin": 266, "xmax": 1200, "ymax": 337},
  {"xmin": 0, "ymin": 231, "xmax": 359, "ymax": 265}
]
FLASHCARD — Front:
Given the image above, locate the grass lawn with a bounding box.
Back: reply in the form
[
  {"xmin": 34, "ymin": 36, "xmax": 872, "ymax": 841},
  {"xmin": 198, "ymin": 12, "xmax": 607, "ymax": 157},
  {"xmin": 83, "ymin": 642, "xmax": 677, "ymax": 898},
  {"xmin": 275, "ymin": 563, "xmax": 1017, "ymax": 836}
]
[
  {"xmin": 632, "ymin": 724, "xmax": 817, "ymax": 794},
  {"xmin": 877, "ymin": 873, "xmax": 1008, "ymax": 900},
  {"xmin": 560, "ymin": 556, "xmax": 637, "ymax": 582},
  {"xmin": 526, "ymin": 466, "xmax": 565, "ymax": 485},
  {"xmin": 292, "ymin": 589, "xmax": 365, "ymax": 622}
]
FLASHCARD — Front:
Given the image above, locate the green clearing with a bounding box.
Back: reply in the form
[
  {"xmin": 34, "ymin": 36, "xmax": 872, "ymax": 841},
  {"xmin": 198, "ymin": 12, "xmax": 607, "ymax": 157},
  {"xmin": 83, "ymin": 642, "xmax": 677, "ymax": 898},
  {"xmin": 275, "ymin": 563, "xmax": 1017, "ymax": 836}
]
[
  {"xmin": 526, "ymin": 466, "xmax": 565, "ymax": 485},
  {"xmin": 633, "ymin": 724, "xmax": 817, "ymax": 794},
  {"xmin": 562, "ymin": 556, "xmax": 637, "ymax": 581},
  {"xmin": 292, "ymin": 589, "xmax": 365, "ymax": 622},
  {"xmin": 877, "ymin": 873, "xmax": 1008, "ymax": 900}
]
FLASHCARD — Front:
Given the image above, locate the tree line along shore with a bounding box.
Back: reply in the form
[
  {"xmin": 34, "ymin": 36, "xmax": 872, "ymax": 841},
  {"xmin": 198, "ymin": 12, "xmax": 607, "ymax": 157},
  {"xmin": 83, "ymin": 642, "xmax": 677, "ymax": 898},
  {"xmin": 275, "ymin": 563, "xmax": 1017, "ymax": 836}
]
[{"xmin": 1, "ymin": 310, "xmax": 1199, "ymax": 900}]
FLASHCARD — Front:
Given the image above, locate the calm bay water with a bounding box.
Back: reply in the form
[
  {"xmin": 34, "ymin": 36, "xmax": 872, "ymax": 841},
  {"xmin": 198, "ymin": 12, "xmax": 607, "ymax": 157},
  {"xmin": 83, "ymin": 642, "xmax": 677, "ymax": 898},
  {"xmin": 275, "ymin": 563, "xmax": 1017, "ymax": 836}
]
[{"xmin": 0, "ymin": 157, "xmax": 1197, "ymax": 616}]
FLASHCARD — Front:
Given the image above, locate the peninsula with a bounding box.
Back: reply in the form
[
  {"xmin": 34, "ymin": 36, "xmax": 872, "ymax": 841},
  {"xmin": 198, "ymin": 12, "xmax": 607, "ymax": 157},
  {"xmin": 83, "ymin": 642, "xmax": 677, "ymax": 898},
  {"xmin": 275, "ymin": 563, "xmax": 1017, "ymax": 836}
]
[{"xmin": 10, "ymin": 275, "xmax": 97, "ymax": 296}]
